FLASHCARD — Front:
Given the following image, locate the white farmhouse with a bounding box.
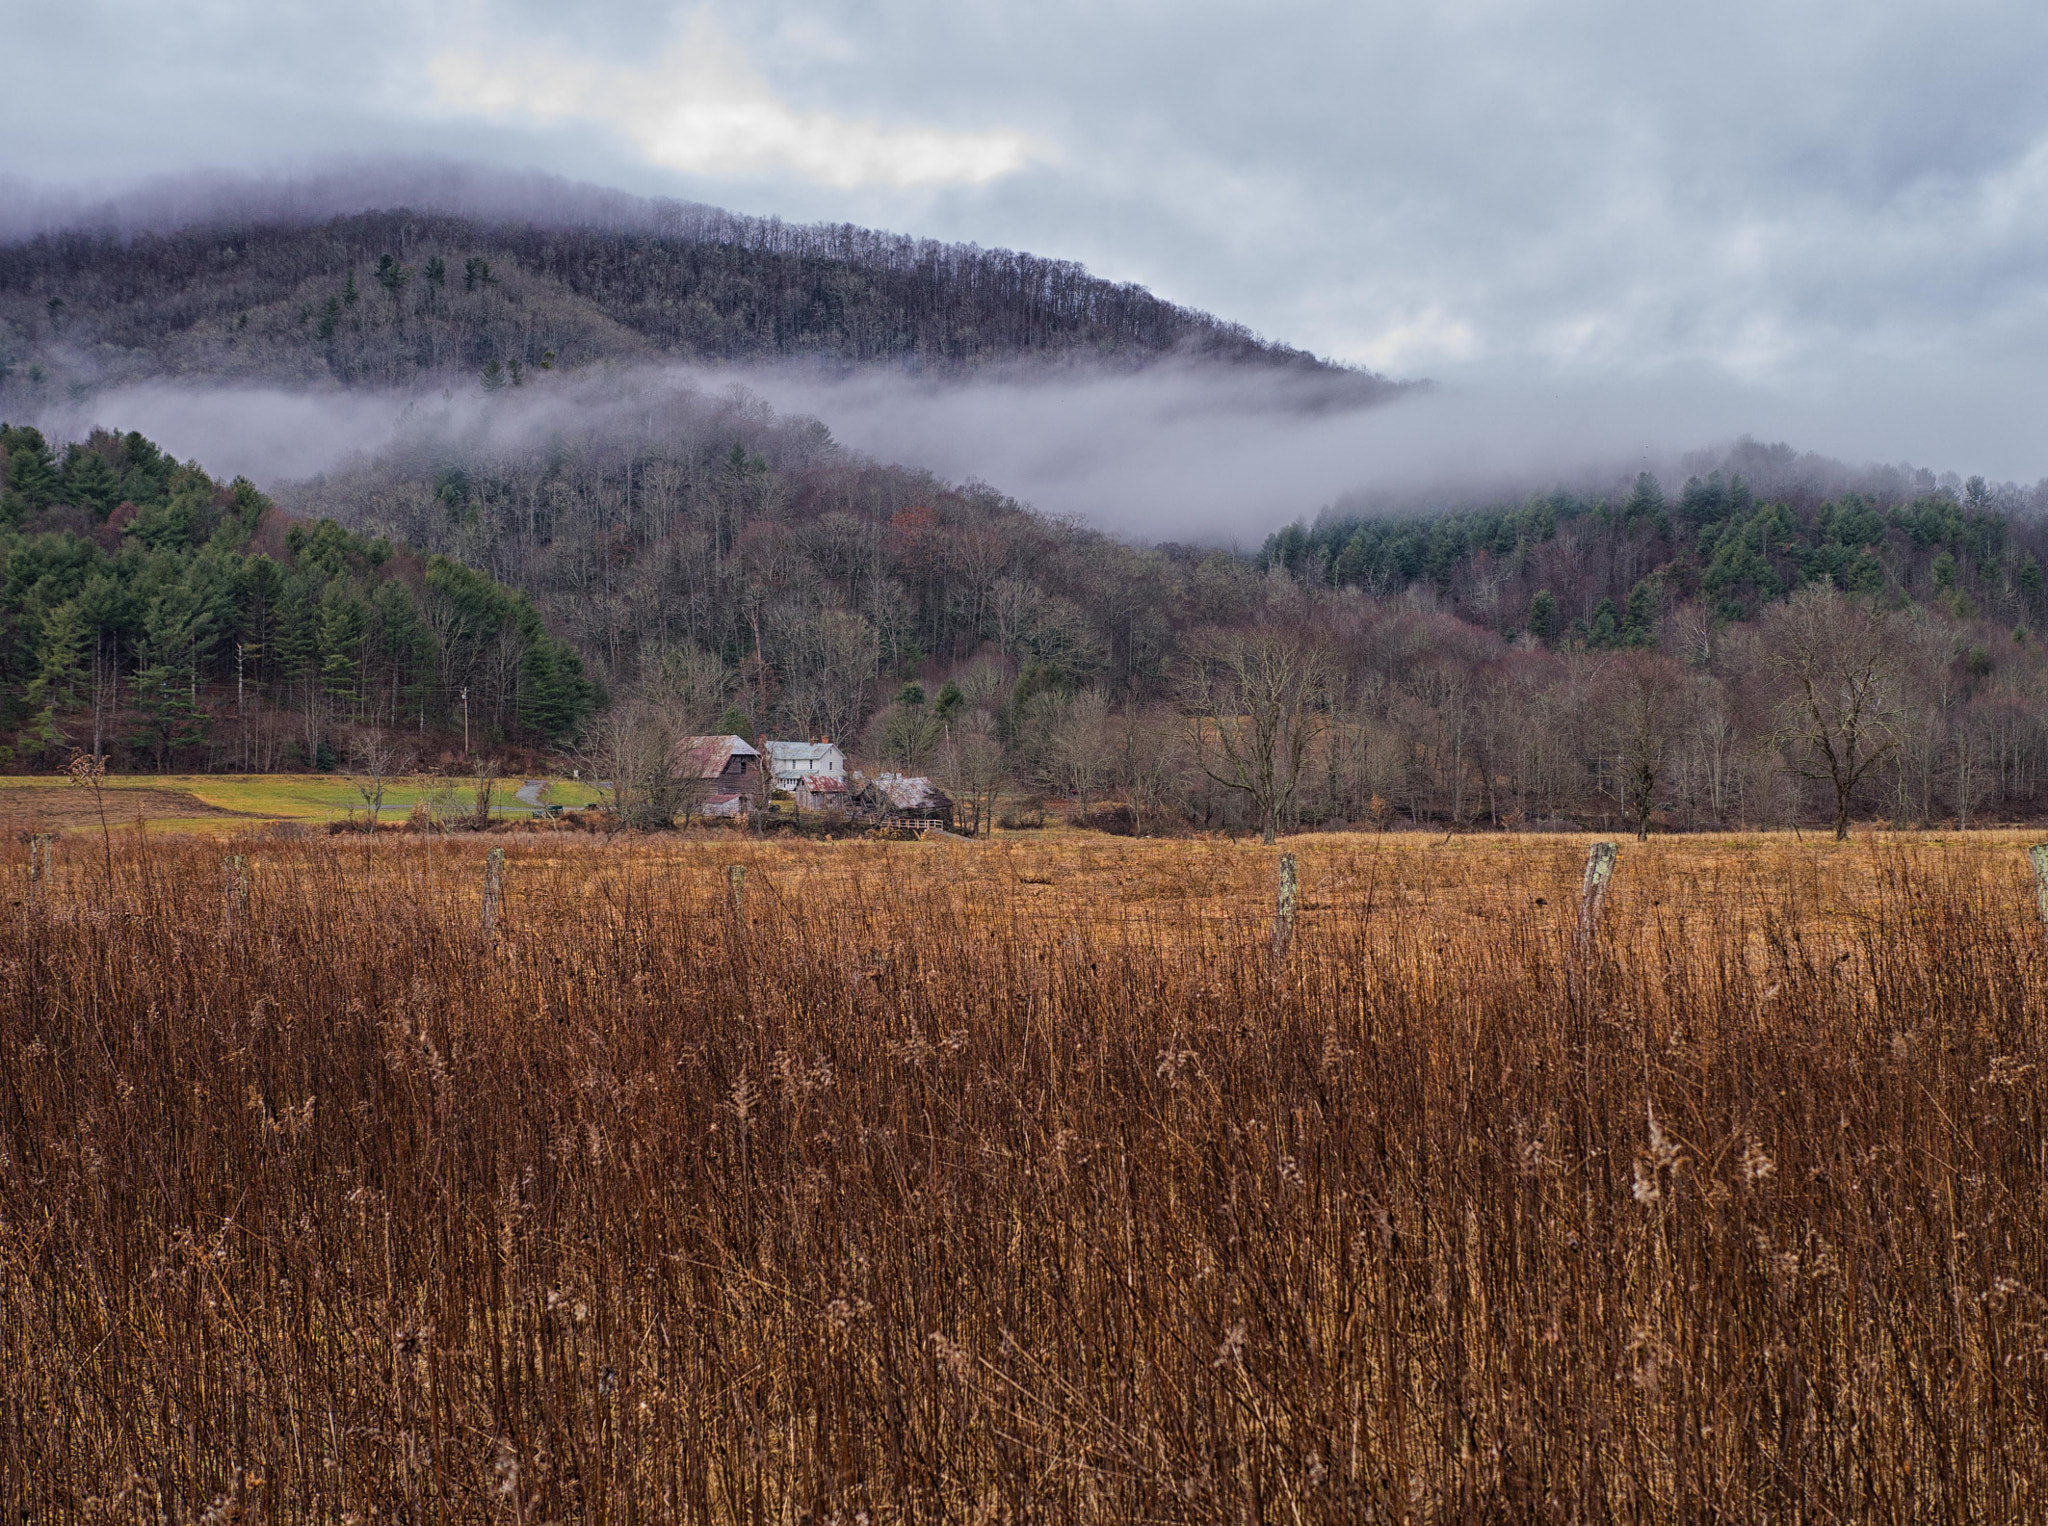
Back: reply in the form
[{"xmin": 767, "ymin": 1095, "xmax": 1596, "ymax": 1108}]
[{"xmin": 762, "ymin": 740, "xmax": 846, "ymax": 794}]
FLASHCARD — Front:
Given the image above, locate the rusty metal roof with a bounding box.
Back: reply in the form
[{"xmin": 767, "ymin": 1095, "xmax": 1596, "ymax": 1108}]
[{"xmin": 675, "ymin": 735, "xmax": 760, "ymax": 778}]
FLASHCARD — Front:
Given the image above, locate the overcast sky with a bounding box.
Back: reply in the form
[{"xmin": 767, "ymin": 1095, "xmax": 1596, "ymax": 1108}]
[{"xmin": 9, "ymin": 0, "xmax": 2048, "ymax": 483}]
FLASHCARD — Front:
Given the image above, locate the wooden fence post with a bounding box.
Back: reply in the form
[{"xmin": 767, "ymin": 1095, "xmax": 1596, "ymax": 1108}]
[
  {"xmin": 482, "ymin": 846, "xmax": 505, "ymax": 938},
  {"xmin": 1576, "ymin": 841, "xmax": 1618, "ymax": 957},
  {"xmin": 726, "ymin": 864, "xmax": 747, "ymax": 910},
  {"xmin": 222, "ymin": 853, "xmax": 247, "ymax": 923},
  {"xmin": 1273, "ymin": 853, "xmax": 1299, "ymax": 956},
  {"xmin": 2028, "ymin": 845, "xmax": 2048, "ymax": 936},
  {"xmin": 27, "ymin": 834, "xmax": 51, "ymax": 912}
]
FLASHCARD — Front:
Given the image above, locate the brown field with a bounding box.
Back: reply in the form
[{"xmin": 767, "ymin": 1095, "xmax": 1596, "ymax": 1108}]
[
  {"xmin": 0, "ymin": 784, "xmax": 260, "ymax": 834},
  {"xmin": 4, "ymin": 830, "xmax": 2046, "ymax": 1521}
]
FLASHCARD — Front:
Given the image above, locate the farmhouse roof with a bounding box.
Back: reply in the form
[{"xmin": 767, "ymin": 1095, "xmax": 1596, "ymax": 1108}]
[
  {"xmin": 764, "ymin": 740, "xmax": 841, "ymax": 762},
  {"xmin": 676, "ymin": 734, "xmax": 759, "ymax": 778}
]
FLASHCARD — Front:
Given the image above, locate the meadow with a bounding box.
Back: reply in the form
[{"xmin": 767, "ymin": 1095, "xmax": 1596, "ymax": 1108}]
[
  {"xmin": 3, "ymin": 827, "xmax": 2045, "ymax": 1522},
  {"xmin": 0, "ymin": 773, "xmax": 606, "ymax": 837}
]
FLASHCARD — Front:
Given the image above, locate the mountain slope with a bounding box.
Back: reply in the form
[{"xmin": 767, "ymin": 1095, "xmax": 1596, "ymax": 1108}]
[
  {"xmin": 0, "ymin": 421, "xmax": 592, "ymax": 771},
  {"xmin": 7, "ymin": 173, "xmax": 2047, "ymax": 833},
  {"xmin": 1261, "ymin": 449, "xmax": 2048, "ymax": 645},
  {"xmin": 11, "ymin": 392, "xmax": 2048, "ymax": 833},
  {"xmin": 0, "ymin": 202, "xmax": 1400, "ymax": 399}
]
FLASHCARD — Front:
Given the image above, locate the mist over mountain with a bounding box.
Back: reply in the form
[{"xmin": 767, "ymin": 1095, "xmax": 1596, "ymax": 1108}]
[
  {"xmin": 0, "ymin": 159, "xmax": 703, "ymax": 244},
  {"xmin": 9, "ymin": 166, "xmax": 2048, "ymax": 832},
  {"xmin": 12, "ymin": 385, "xmax": 2048, "ymax": 835}
]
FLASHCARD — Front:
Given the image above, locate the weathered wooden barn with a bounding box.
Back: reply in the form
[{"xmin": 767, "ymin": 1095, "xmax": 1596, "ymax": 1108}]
[
  {"xmin": 850, "ymin": 773, "xmax": 955, "ymax": 832},
  {"xmin": 675, "ymin": 736, "xmax": 760, "ymax": 816}
]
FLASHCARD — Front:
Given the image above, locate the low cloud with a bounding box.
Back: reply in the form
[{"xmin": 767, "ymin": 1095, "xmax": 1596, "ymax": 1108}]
[
  {"xmin": 29, "ymin": 359, "xmax": 2016, "ymax": 550},
  {"xmin": 29, "ymin": 383, "xmax": 424, "ymax": 485},
  {"xmin": 702, "ymin": 360, "xmax": 2029, "ymax": 540}
]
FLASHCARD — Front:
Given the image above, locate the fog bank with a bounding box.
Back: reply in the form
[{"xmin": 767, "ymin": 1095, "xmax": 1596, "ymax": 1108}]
[
  {"xmin": 23, "ymin": 359, "xmax": 2023, "ymax": 545},
  {"xmin": 0, "ymin": 157, "xmax": 716, "ymax": 244}
]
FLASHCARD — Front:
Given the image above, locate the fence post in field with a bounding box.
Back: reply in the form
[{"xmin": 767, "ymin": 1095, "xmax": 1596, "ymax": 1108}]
[
  {"xmin": 2029, "ymin": 845, "xmax": 2048, "ymax": 936},
  {"xmin": 27, "ymin": 834, "xmax": 52, "ymax": 913},
  {"xmin": 482, "ymin": 846, "xmax": 505, "ymax": 938},
  {"xmin": 222, "ymin": 854, "xmax": 247, "ymax": 923},
  {"xmin": 1273, "ymin": 852, "xmax": 1299, "ymax": 955},
  {"xmin": 726, "ymin": 864, "xmax": 747, "ymax": 911},
  {"xmin": 1575, "ymin": 841, "xmax": 1618, "ymax": 958}
]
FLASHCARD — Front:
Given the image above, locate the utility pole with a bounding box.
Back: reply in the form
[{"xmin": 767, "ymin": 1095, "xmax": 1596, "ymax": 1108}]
[
  {"xmin": 92, "ymin": 630, "xmax": 107, "ymax": 760},
  {"xmin": 461, "ymin": 685, "xmax": 470, "ymax": 757}
]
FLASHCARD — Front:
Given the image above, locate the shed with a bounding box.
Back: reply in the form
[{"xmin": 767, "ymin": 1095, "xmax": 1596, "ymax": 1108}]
[
  {"xmin": 850, "ymin": 773, "xmax": 955, "ymax": 832},
  {"xmin": 793, "ymin": 775, "xmax": 849, "ymax": 814}
]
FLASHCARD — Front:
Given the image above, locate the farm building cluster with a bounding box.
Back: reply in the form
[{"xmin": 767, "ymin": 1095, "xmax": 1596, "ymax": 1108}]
[{"xmin": 672, "ymin": 736, "xmax": 954, "ymax": 831}]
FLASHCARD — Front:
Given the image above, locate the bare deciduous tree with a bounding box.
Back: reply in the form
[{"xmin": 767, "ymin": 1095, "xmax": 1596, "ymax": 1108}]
[
  {"xmin": 1598, "ymin": 653, "xmax": 1684, "ymax": 841},
  {"xmin": 1180, "ymin": 627, "xmax": 1330, "ymax": 844},
  {"xmin": 1108, "ymin": 701, "xmax": 1194, "ymax": 834},
  {"xmin": 468, "ymin": 757, "xmax": 502, "ymax": 831},
  {"xmin": 937, "ymin": 712, "xmax": 1010, "ymax": 837},
  {"xmin": 642, "ymin": 643, "xmax": 735, "ymax": 723},
  {"xmin": 1765, "ymin": 585, "xmax": 1904, "ymax": 841},
  {"xmin": 1047, "ymin": 689, "xmax": 1112, "ymax": 820},
  {"xmin": 578, "ymin": 705, "xmax": 708, "ymax": 830},
  {"xmin": 774, "ymin": 608, "xmax": 878, "ymax": 748},
  {"xmin": 343, "ymin": 729, "xmax": 414, "ymax": 827}
]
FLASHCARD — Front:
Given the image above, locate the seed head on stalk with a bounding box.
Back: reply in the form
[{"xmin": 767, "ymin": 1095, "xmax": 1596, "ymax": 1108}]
[{"xmin": 66, "ymin": 749, "xmax": 114, "ymax": 892}]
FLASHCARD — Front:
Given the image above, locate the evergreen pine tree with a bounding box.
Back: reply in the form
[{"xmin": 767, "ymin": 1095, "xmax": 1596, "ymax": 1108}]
[{"xmin": 61, "ymin": 449, "xmax": 121, "ymax": 518}]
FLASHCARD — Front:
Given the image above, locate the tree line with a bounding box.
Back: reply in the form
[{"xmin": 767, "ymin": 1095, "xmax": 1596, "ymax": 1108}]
[
  {"xmin": 1, "ymin": 423, "xmax": 591, "ymax": 772},
  {"xmin": 1262, "ymin": 462, "xmax": 2048, "ymax": 643}
]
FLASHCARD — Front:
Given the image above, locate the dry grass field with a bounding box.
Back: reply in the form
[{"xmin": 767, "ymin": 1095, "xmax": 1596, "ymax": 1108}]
[{"xmin": 4, "ymin": 828, "xmax": 2046, "ymax": 1521}]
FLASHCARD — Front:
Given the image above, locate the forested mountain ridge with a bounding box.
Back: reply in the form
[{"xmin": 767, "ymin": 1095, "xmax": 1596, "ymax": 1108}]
[
  {"xmin": 0, "ymin": 421, "xmax": 590, "ymax": 772},
  {"xmin": 1261, "ymin": 449, "xmax": 2048, "ymax": 648},
  {"xmin": 2, "ymin": 174, "xmax": 2045, "ymax": 834},
  {"xmin": 0, "ymin": 205, "xmax": 1399, "ymax": 397}
]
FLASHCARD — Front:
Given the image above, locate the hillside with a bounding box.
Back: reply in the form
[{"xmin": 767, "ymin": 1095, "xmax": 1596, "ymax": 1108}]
[
  {"xmin": 1260, "ymin": 443, "xmax": 2048, "ymax": 644},
  {"xmin": 0, "ymin": 201, "xmax": 1399, "ymax": 398},
  {"xmin": 277, "ymin": 393, "xmax": 2048, "ymax": 835},
  {"xmin": 10, "ymin": 392, "xmax": 2048, "ymax": 834},
  {"xmin": 0, "ymin": 422, "xmax": 590, "ymax": 772}
]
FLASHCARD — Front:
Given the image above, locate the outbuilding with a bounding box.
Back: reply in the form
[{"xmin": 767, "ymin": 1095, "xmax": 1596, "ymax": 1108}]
[
  {"xmin": 850, "ymin": 772, "xmax": 955, "ymax": 832},
  {"xmin": 793, "ymin": 774, "xmax": 849, "ymax": 814},
  {"xmin": 676, "ymin": 735, "xmax": 760, "ymax": 816}
]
